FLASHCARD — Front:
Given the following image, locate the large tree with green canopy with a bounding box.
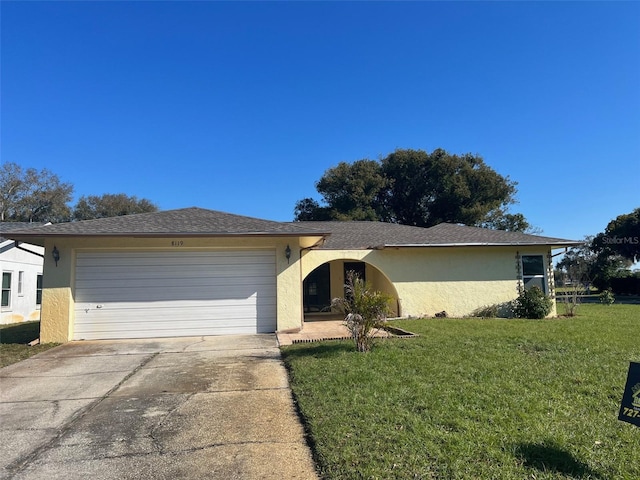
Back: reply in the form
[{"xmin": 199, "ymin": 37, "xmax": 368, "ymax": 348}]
[
  {"xmin": 0, "ymin": 162, "xmax": 73, "ymax": 223},
  {"xmin": 294, "ymin": 148, "xmax": 532, "ymax": 231},
  {"xmin": 592, "ymin": 207, "xmax": 640, "ymax": 263}
]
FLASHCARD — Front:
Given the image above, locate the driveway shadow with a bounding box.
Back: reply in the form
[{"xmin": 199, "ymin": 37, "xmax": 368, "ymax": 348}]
[
  {"xmin": 280, "ymin": 341, "xmax": 354, "ymax": 361},
  {"xmin": 515, "ymin": 441, "xmax": 602, "ymax": 479}
]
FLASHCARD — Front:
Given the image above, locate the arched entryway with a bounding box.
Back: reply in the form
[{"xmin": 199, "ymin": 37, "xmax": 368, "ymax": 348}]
[{"xmin": 302, "ymin": 259, "xmax": 400, "ymax": 321}]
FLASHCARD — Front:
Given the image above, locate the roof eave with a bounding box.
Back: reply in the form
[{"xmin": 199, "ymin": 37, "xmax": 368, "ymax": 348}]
[
  {"xmin": 5, "ymin": 231, "xmax": 330, "ymax": 241},
  {"xmin": 382, "ymin": 241, "xmax": 583, "ymax": 248}
]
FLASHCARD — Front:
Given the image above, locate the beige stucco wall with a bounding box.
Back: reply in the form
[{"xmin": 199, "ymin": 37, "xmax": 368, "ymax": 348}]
[
  {"xmin": 39, "ymin": 235, "xmax": 557, "ymax": 342},
  {"xmin": 40, "ymin": 236, "xmax": 308, "ymax": 342},
  {"xmin": 40, "ymin": 288, "xmax": 74, "ymax": 343},
  {"xmin": 302, "ymin": 246, "xmax": 556, "ymax": 318}
]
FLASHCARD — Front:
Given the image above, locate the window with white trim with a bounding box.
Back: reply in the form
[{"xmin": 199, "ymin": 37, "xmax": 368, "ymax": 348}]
[
  {"xmin": 2, "ymin": 272, "xmax": 12, "ymax": 308},
  {"xmin": 36, "ymin": 274, "xmax": 43, "ymax": 306},
  {"xmin": 521, "ymin": 255, "xmax": 546, "ymax": 293},
  {"xmin": 18, "ymin": 271, "xmax": 24, "ymax": 295}
]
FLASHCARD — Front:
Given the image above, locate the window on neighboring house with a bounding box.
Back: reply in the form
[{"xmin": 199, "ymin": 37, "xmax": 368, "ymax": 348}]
[
  {"xmin": 18, "ymin": 271, "xmax": 24, "ymax": 295},
  {"xmin": 36, "ymin": 274, "xmax": 43, "ymax": 306},
  {"xmin": 522, "ymin": 255, "xmax": 546, "ymax": 293},
  {"xmin": 2, "ymin": 272, "xmax": 12, "ymax": 307}
]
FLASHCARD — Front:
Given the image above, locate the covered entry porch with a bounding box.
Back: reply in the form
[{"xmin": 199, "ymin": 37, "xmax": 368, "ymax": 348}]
[{"xmin": 302, "ymin": 258, "xmax": 400, "ymax": 322}]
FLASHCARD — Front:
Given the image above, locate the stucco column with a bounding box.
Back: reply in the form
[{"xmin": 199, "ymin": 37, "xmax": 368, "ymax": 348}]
[
  {"xmin": 40, "ymin": 240, "xmax": 75, "ymax": 342},
  {"xmin": 276, "ymin": 240, "xmax": 304, "ymax": 332},
  {"xmin": 40, "ymin": 287, "xmax": 74, "ymax": 342}
]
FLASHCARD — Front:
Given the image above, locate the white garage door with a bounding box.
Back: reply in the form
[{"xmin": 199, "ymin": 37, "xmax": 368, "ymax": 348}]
[{"xmin": 73, "ymin": 250, "xmax": 276, "ymax": 340}]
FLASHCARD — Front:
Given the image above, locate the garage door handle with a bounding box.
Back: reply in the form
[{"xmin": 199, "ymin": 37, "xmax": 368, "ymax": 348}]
[{"xmin": 96, "ymin": 305, "xmax": 103, "ymax": 309}]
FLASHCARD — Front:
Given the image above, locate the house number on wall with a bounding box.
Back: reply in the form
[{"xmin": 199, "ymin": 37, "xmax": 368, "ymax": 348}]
[{"xmin": 171, "ymin": 240, "xmax": 184, "ymax": 247}]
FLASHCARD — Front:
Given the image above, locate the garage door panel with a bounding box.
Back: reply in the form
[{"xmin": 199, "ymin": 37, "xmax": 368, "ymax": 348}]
[
  {"xmin": 76, "ymin": 300, "xmax": 269, "ymax": 310},
  {"xmin": 77, "ymin": 283, "xmax": 275, "ymax": 301},
  {"xmin": 76, "ymin": 298, "xmax": 276, "ymax": 313},
  {"xmin": 76, "ymin": 272, "xmax": 273, "ymax": 288},
  {"xmin": 76, "ymin": 263, "xmax": 276, "ymax": 281},
  {"xmin": 74, "ymin": 323, "xmax": 263, "ymax": 340},
  {"xmin": 76, "ymin": 252, "xmax": 275, "ymax": 268},
  {"xmin": 75, "ymin": 304, "xmax": 268, "ymax": 326},
  {"xmin": 73, "ymin": 250, "xmax": 277, "ymax": 340},
  {"xmin": 74, "ymin": 318, "xmax": 273, "ymax": 334}
]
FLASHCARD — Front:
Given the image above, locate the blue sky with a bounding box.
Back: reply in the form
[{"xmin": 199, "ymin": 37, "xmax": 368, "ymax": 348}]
[{"xmin": 2, "ymin": 1, "xmax": 638, "ymax": 241}]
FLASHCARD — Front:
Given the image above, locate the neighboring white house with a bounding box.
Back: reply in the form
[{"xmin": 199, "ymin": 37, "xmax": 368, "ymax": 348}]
[{"xmin": 1, "ymin": 223, "xmax": 46, "ymax": 325}]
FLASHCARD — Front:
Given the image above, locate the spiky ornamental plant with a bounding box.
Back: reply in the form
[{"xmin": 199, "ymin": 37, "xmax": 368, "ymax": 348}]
[{"xmin": 332, "ymin": 271, "xmax": 392, "ymax": 352}]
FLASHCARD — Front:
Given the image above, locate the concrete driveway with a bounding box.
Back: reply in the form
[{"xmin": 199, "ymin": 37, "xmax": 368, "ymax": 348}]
[{"xmin": 0, "ymin": 335, "xmax": 318, "ymax": 480}]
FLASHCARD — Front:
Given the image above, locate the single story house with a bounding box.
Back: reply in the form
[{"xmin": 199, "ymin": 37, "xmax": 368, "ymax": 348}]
[
  {"xmin": 1, "ymin": 223, "xmax": 46, "ymax": 325},
  {"xmin": 6, "ymin": 207, "xmax": 581, "ymax": 343}
]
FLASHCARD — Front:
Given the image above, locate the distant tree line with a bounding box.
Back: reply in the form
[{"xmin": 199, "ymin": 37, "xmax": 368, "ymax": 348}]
[
  {"xmin": 0, "ymin": 162, "xmax": 158, "ymax": 223},
  {"xmin": 556, "ymin": 208, "xmax": 640, "ymax": 293}
]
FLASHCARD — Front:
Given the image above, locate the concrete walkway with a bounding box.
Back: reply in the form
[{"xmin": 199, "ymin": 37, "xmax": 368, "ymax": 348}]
[
  {"xmin": 0, "ymin": 335, "xmax": 318, "ymax": 480},
  {"xmin": 277, "ymin": 320, "xmax": 391, "ymax": 346}
]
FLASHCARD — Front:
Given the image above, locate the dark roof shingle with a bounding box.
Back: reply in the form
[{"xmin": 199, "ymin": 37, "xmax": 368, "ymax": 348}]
[
  {"xmin": 405, "ymin": 222, "xmax": 581, "ymax": 247},
  {"xmin": 0, "ymin": 222, "xmax": 48, "ymax": 242},
  {"xmin": 297, "ymin": 221, "xmax": 580, "ymax": 249},
  {"xmin": 295, "ymin": 221, "xmax": 436, "ymax": 249},
  {"xmin": 3, "ymin": 207, "xmax": 580, "ymax": 249},
  {"xmin": 5, "ymin": 208, "xmax": 327, "ymax": 238}
]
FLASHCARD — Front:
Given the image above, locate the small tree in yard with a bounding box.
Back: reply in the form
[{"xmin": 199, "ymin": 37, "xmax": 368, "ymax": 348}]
[
  {"xmin": 556, "ymin": 239, "xmax": 595, "ymax": 316},
  {"xmin": 561, "ymin": 261, "xmax": 588, "ymax": 317},
  {"xmin": 332, "ymin": 271, "xmax": 392, "ymax": 352}
]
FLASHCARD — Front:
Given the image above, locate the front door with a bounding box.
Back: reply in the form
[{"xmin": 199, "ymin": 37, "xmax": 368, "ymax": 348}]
[{"xmin": 303, "ymin": 263, "xmax": 331, "ymax": 313}]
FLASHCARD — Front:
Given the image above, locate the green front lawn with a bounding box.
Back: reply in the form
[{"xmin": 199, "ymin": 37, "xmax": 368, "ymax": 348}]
[
  {"xmin": 281, "ymin": 304, "xmax": 639, "ymax": 479},
  {"xmin": 0, "ymin": 321, "xmax": 58, "ymax": 368}
]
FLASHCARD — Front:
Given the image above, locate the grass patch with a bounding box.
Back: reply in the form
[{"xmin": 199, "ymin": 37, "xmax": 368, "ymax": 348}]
[
  {"xmin": 281, "ymin": 304, "xmax": 639, "ymax": 479},
  {"xmin": 0, "ymin": 321, "xmax": 58, "ymax": 368}
]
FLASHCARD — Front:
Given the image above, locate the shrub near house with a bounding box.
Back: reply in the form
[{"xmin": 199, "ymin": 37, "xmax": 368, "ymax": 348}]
[{"xmin": 514, "ymin": 287, "xmax": 553, "ymax": 319}]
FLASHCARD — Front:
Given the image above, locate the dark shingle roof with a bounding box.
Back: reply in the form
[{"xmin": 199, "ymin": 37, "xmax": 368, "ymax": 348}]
[
  {"xmin": 5, "ymin": 208, "xmax": 328, "ymax": 239},
  {"xmin": 297, "ymin": 221, "xmax": 581, "ymax": 249},
  {"xmin": 3, "ymin": 208, "xmax": 580, "ymax": 249},
  {"xmin": 295, "ymin": 221, "xmax": 438, "ymax": 249},
  {"xmin": 408, "ymin": 223, "xmax": 581, "ymax": 247},
  {"xmin": 0, "ymin": 222, "xmax": 48, "ymax": 242}
]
